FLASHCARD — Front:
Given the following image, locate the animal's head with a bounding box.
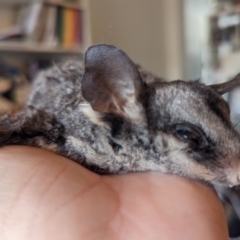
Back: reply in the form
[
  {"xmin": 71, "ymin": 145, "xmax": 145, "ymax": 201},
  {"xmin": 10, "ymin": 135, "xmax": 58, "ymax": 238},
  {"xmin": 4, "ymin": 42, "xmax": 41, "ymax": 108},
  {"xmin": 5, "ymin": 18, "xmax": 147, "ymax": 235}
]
[{"xmin": 82, "ymin": 44, "xmax": 240, "ymax": 187}]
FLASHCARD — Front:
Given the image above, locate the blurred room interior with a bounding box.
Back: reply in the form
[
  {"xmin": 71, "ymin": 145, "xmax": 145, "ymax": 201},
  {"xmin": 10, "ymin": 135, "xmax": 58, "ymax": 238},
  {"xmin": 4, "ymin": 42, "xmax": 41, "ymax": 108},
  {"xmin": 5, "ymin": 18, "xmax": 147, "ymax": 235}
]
[
  {"xmin": 1, "ymin": 0, "xmax": 240, "ymax": 239},
  {"xmin": 1, "ymin": 0, "xmax": 240, "ymax": 112}
]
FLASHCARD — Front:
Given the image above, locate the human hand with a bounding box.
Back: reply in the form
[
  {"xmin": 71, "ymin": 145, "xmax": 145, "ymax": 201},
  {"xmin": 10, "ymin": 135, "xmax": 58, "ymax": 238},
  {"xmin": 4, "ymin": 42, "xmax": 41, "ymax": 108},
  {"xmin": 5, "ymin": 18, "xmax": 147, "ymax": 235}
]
[{"xmin": 0, "ymin": 146, "xmax": 228, "ymax": 240}]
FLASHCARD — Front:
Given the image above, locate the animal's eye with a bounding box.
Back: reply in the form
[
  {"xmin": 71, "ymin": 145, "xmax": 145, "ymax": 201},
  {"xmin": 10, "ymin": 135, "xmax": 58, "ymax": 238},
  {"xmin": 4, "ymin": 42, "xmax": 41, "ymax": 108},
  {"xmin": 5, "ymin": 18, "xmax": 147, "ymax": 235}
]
[
  {"xmin": 173, "ymin": 123, "xmax": 208, "ymax": 149},
  {"xmin": 175, "ymin": 129, "xmax": 195, "ymax": 141}
]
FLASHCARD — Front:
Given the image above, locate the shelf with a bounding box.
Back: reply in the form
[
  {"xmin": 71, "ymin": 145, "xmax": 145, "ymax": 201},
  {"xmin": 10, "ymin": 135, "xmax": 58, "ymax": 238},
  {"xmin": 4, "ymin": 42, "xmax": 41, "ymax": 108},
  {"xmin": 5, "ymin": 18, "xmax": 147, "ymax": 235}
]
[
  {"xmin": 0, "ymin": 42, "xmax": 83, "ymax": 58},
  {"xmin": 210, "ymin": 5, "xmax": 240, "ymax": 17},
  {"xmin": 0, "ymin": 0, "xmax": 31, "ymax": 7},
  {"xmin": 45, "ymin": 1, "xmax": 81, "ymax": 9},
  {"xmin": 0, "ymin": 0, "xmax": 81, "ymax": 9}
]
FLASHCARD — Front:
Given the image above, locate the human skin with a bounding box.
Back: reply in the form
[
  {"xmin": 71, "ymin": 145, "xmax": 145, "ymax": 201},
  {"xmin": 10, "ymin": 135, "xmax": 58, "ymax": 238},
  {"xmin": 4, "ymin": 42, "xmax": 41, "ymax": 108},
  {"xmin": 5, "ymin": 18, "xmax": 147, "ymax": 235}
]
[{"xmin": 0, "ymin": 146, "xmax": 228, "ymax": 240}]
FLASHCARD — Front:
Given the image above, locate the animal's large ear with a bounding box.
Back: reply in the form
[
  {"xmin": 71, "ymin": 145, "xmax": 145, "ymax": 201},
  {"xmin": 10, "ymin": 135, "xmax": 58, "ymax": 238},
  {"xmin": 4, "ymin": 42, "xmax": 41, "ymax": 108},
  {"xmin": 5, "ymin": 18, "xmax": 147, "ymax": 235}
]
[
  {"xmin": 210, "ymin": 73, "xmax": 240, "ymax": 95},
  {"xmin": 82, "ymin": 44, "xmax": 144, "ymax": 120}
]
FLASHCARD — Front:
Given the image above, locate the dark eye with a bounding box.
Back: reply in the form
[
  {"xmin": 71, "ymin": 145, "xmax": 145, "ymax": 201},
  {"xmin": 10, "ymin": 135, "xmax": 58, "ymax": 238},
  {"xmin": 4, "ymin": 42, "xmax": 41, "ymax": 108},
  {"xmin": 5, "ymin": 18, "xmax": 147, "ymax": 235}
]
[
  {"xmin": 173, "ymin": 123, "xmax": 208, "ymax": 149},
  {"xmin": 175, "ymin": 129, "xmax": 195, "ymax": 141}
]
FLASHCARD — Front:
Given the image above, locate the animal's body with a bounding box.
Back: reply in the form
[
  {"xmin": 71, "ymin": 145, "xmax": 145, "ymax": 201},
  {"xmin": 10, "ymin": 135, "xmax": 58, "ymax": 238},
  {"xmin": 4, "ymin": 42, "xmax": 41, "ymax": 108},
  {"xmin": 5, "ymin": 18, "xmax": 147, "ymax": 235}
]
[{"xmin": 0, "ymin": 44, "xmax": 240, "ymax": 187}]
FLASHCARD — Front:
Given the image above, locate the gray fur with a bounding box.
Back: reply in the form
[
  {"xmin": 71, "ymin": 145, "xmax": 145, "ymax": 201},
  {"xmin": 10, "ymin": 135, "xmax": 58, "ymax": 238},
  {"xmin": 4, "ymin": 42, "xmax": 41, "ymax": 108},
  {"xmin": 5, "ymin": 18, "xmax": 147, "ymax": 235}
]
[{"xmin": 0, "ymin": 44, "xmax": 240, "ymax": 187}]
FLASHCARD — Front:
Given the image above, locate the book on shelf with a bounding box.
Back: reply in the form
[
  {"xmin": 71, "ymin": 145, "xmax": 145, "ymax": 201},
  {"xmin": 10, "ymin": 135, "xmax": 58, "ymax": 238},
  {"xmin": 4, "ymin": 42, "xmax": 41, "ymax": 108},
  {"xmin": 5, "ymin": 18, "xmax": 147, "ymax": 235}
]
[
  {"xmin": 0, "ymin": 1, "xmax": 83, "ymax": 48},
  {"xmin": 61, "ymin": 7, "xmax": 82, "ymax": 47},
  {"xmin": 43, "ymin": 5, "xmax": 58, "ymax": 46},
  {"xmin": 23, "ymin": 2, "xmax": 43, "ymax": 39},
  {"xmin": 0, "ymin": 26, "xmax": 24, "ymax": 41}
]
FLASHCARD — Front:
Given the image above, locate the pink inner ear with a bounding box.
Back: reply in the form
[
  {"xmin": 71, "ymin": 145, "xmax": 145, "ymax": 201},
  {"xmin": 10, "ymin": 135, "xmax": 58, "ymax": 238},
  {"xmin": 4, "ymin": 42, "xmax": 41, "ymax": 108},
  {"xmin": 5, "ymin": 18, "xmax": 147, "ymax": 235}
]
[
  {"xmin": 81, "ymin": 44, "xmax": 143, "ymax": 116},
  {"xmin": 91, "ymin": 96, "xmax": 116, "ymax": 113},
  {"xmin": 92, "ymin": 93, "xmax": 126, "ymax": 115},
  {"xmin": 82, "ymin": 74, "xmax": 126, "ymax": 115}
]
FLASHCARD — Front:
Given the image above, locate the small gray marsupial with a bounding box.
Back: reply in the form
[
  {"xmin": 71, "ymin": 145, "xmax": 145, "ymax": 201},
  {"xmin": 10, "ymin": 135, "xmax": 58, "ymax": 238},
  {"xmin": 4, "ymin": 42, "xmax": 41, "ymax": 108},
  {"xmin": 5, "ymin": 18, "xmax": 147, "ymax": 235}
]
[{"xmin": 0, "ymin": 44, "xmax": 240, "ymax": 188}]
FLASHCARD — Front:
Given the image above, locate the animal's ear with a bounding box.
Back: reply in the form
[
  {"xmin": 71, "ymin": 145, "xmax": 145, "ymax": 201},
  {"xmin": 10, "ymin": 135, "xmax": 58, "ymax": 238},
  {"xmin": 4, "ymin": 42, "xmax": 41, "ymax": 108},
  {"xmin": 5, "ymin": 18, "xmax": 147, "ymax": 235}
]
[
  {"xmin": 81, "ymin": 44, "xmax": 144, "ymax": 120},
  {"xmin": 210, "ymin": 73, "xmax": 240, "ymax": 95}
]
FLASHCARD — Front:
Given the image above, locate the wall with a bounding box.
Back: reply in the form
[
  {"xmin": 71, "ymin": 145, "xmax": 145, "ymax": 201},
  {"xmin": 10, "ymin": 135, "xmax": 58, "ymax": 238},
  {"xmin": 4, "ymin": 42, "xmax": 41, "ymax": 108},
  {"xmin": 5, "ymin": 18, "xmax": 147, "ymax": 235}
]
[
  {"xmin": 87, "ymin": 0, "xmax": 185, "ymax": 80},
  {"xmin": 183, "ymin": 0, "xmax": 210, "ymax": 81}
]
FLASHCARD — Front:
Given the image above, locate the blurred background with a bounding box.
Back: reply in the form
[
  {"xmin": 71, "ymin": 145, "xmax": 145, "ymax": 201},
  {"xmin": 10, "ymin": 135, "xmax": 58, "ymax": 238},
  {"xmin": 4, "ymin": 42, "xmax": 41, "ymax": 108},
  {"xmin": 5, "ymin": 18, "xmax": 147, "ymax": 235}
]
[
  {"xmin": 0, "ymin": 0, "xmax": 240, "ymax": 111},
  {"xmin": 1, "ymin": 0, "xmax": 240, "ymax": 238}
]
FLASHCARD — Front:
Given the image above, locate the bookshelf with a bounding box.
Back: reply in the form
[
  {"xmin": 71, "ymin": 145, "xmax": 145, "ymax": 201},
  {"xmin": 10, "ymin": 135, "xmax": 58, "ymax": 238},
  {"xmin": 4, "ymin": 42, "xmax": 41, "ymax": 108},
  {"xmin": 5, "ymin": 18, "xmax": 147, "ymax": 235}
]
[
  {"xmin": 0, "ymin": 0, "xmax": 89, "ymax": 59},
  {"xmin": 208, "ymin": 1, "xmax": 240, "ymax": 82},
  {"xmin": 0, "ymin": 42, "xmax": 82, "ymax": 54},
  {"xmin": 0, "ymin": 0, "xmax": 80, "ymax": 9},
  {"xmin": 0, "ymin": 0, "xmax": 89, "ymax": 112}
]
